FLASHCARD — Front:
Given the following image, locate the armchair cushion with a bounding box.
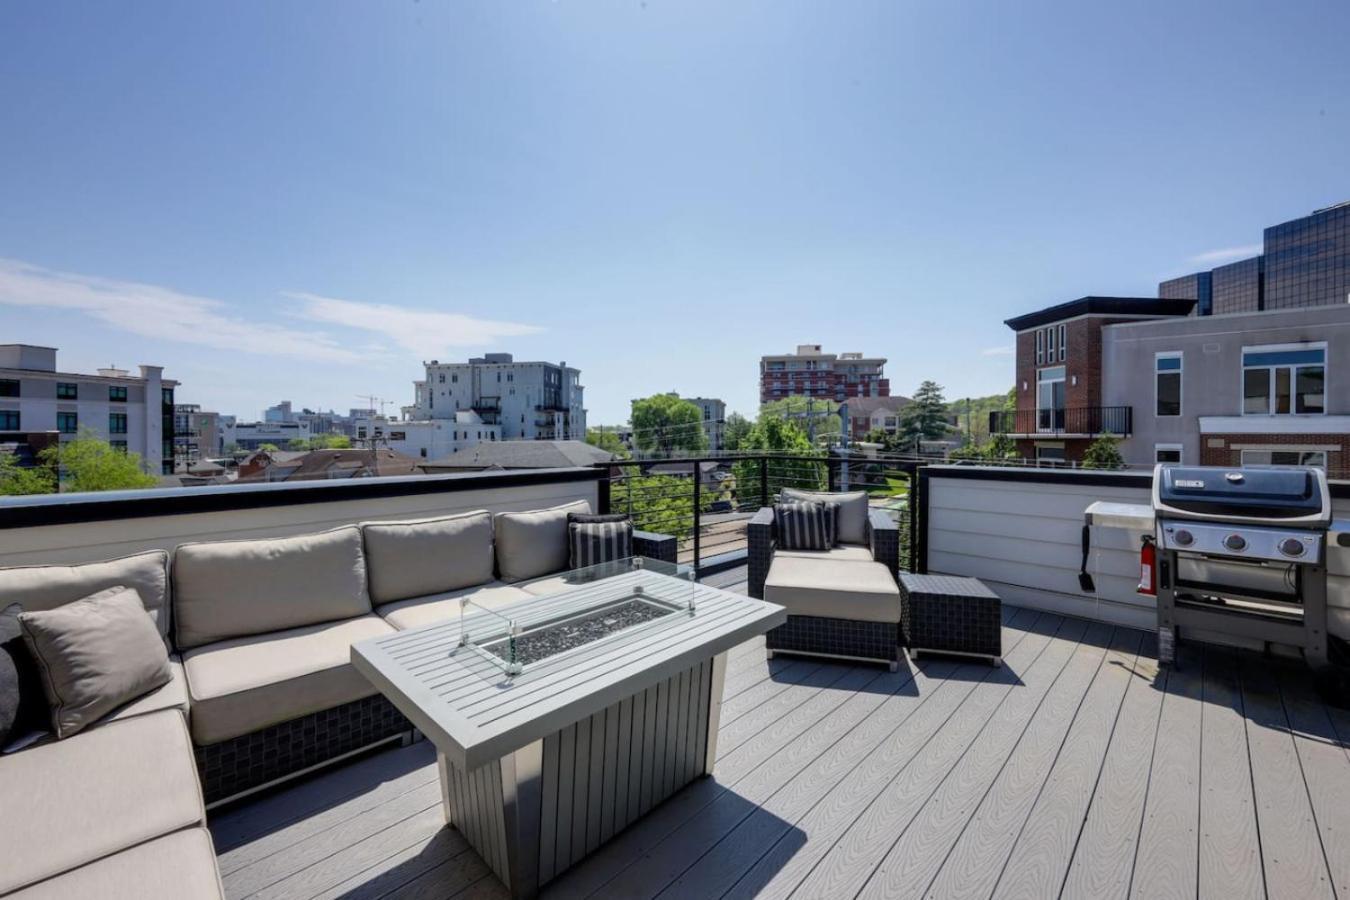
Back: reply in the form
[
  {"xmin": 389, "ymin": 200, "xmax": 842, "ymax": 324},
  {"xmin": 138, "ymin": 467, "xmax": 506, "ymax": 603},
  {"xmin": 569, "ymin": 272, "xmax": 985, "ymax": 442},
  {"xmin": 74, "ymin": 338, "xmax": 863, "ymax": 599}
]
[
  {"xmin": 764, "ymin": 557, "xmax": 901, "ymax": 624},
  {"xmin": 781, "ymin": 488, "xmax": 869, "ymax": 545}
]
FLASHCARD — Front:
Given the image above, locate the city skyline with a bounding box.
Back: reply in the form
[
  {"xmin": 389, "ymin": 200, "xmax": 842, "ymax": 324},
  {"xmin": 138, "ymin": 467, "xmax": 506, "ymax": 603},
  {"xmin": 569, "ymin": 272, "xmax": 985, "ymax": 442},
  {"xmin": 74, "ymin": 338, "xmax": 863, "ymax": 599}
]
[{"xmin": 3, "ymin": 2, "xmax": 1348, "ymax": 423}]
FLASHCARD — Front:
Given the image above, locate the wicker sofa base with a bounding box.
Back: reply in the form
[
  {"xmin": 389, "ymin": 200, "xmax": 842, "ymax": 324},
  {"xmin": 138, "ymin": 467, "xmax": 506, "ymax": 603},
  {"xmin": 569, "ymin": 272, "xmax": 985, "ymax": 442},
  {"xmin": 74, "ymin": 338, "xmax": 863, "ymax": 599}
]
[
  {"xmin": 766, "ymin": 615, "xmax": 900, "ymax": 669},
  {"xmin": 195, "ymin": 693, "xmax": 412, "ymax": 805}
]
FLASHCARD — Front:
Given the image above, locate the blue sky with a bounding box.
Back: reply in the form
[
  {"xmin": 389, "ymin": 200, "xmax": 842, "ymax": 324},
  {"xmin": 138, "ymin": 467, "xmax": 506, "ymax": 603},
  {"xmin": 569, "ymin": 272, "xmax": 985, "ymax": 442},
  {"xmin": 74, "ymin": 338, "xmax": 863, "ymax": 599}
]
[{"xmin": 2, "ymin": 1, "xmax": 1347, "ymax": 424}]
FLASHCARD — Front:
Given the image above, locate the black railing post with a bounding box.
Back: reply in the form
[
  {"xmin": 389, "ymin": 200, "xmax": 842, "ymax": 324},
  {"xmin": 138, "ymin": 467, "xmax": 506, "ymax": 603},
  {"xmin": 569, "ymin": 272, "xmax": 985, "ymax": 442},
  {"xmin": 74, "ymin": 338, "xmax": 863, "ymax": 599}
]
[
  {"xmin": 691, "ymin": 460, "xmax": 701, "ymax": 570},
  {"xmin": 827, "ymin": 457, "xmax": 839, "ymax": 492},
  {"xmin": 597, "ymin": 465, "xmax": 612, "ymax": 514},
  {"xmin": 759, "ymin": 456, "xmax": 769, "ymax": 508}
]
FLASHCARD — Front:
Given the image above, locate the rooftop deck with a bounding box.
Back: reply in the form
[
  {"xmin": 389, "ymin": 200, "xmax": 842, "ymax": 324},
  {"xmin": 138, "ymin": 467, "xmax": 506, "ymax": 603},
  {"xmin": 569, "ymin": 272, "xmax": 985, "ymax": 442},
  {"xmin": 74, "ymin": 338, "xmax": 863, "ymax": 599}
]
[{"xmin": 208, "ymin": 566, "xmax": 1350, "ymax": 900}]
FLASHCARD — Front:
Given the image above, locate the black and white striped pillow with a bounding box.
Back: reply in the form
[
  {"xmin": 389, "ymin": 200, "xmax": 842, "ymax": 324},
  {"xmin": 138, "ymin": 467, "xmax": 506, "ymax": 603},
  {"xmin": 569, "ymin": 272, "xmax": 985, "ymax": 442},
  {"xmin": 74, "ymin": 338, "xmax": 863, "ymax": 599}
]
[
  {"xmin": 774, "ymin": 500, "xmax": 835, "ymax": 551},
  {"xmin": 569, "ymin": 520, "xmax": 634, "ymax": 569}
]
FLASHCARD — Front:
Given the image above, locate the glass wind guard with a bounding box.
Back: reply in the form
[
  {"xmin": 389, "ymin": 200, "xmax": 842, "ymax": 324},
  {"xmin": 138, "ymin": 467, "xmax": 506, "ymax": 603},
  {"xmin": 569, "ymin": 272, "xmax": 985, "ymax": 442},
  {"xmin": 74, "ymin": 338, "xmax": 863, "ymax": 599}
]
[{"xmin": 460, "ymin": 557, "xmax": 698, "ymax": 677}]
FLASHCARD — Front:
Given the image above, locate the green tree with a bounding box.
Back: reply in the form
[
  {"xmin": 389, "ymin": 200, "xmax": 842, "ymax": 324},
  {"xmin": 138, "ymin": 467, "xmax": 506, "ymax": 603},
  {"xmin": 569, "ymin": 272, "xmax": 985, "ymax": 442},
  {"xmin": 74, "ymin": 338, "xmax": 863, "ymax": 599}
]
[
  {"xmin": 585, "ymin": 427, "xmax": 630, "ymax": 458},
  {"xmin": 630, "ymin": 394, "xmax": 708, "ymax": 457},
  {"xmin": 897, "ymin": 380, "xmax": 950, "ymax": 452},
  {"xmin": 257, "ymin": 443, "xmax": 280, "ymax": 452},
  {"xmin": 722, "ymin": 412, "xmax": 753, "ymax": 452},
  {"xmin": 285, "ymin": 438, "xmax": 310, "ymax": 451},
  {"xmin": 1081, "ymin": 432, "xmax": 1125, "ymax": 470},
  {"xmin": 608, "ymin": 472, "xmax": 720, "ymax": 541},
  {"xmin": 757, "ymin": 397, "xmax": 842, "ymax": 446},
  {"xmin": 0, "ymin": 452, "xmax": 57, "ymax": 495},
  {"xmin": 309, "ymin": 433, "xmax": 352, "ymax": 450},
  {"xmin": 732, "ymin": 414, "xmax": 824, "ymax": 507},
  {"xmin": 40, "ymin": 429, "xmax": 159, "ymax": 493}
]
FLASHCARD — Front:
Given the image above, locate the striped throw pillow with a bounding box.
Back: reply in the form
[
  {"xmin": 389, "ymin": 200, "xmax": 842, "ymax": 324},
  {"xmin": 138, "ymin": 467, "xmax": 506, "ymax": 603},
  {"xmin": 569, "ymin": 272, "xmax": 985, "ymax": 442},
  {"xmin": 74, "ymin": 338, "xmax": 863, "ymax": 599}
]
[
  {"xmin": 775, "ymin": 500, "xmax": 835, "ymax": 551},
  {"xmin": 569, "ymin": 520, "xmax": 634, "ymax": 569}
]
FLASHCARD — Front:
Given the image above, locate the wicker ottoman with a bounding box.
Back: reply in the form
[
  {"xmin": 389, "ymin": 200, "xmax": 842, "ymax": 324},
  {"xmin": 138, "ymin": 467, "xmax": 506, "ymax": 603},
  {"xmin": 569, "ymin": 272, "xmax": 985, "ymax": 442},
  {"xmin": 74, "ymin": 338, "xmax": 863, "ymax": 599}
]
[{"xmin": 899, "ymin": 573, "xmax": 1002, "ymax": 665}]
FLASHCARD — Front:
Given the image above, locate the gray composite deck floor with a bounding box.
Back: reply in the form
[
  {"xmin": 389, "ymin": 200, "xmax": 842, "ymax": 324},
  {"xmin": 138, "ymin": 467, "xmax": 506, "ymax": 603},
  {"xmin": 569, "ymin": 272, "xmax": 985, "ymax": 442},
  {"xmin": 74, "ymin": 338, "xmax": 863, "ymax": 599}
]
[{"xmin": 209, "ymin": 566, "xmax": 1350, "ymax": 900}]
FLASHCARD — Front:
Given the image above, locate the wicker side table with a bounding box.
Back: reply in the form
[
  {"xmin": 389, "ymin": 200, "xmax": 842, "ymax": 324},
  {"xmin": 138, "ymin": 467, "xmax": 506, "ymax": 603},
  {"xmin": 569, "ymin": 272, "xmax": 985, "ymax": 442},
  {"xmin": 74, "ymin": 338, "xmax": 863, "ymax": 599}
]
[{"xmin": 898, "ymin": 573, "xmax": 1002, "ymax": 665}]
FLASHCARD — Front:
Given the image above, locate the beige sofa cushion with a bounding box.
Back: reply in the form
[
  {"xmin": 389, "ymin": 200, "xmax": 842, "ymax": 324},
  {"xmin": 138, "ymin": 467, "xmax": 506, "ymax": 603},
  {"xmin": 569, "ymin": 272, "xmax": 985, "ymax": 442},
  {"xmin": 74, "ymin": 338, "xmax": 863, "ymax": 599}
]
[
  {"xmin": 774, "ymin": 545, "xmax": 874, "ymax": 564},
  {"xmin": 0, "ymin": 550, "xmax": 171, "ymax": 641},
  {"xmin": 182, "ymin": 614, "xmax": 394, "ymax": 745},
  {"xmin": 0, "ymin": 708, "xmax": 205, "ymax": 895},
  {"xmin": 7, "ymin": 827, "xmax": 224, "ymax": 900},
  {"xmin": 363, "ymin": 511, "xmax": 494, "ymax": 604},
  {"xmin": 780, "ymin": 488, "xmax": 870, "ymax": 546},
  {"xmin": 20, "ymin": 586, "xmax": 173, "ymax": 738},
  {"xmin": 494, "ymin": 500, "xmax": 591, "ymax": 583},
  {"xmin": 378, "ymin": 581, "xmax": 533, "ymax": 631},
  {"xmin": 764, "ymin": 557, "xmax": 901, "ymax": 623},
  {"xmin": 173, "ymin": 526, "xmax": 370, "ymax": 650},
  {"xmin": 101, "ymin": 656, "xmax": 189, "ymax": 725}
]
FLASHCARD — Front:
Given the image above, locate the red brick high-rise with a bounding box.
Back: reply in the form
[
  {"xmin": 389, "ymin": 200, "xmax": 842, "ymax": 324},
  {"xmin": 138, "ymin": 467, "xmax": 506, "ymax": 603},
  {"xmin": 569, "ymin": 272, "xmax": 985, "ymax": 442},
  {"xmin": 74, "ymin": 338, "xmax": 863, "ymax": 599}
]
[{"xmin": 759, "ymin": 344, "xmax": 889, "ymax": 405}]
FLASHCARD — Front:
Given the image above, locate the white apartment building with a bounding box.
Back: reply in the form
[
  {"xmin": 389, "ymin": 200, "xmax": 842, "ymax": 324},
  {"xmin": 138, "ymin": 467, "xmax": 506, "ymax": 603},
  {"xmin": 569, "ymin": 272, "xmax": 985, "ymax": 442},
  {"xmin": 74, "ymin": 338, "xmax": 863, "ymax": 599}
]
[
  {"xmin": 352, "ymin": 412, "xmax": 501, "ymax": 460},
  {"xmin": 223, "ymin": 420, "xmax": 312, "ymax": 451},
  {"xmin": 0, "ymin": 344, "xmax": 175, "ymax": 474},
  {"xmin": 406, "ymin": 353, "xmax": 586, "ymax": 441},
  {"xmin": 687, "ymin": 397, "xmax": 726, "ymax": 451}
]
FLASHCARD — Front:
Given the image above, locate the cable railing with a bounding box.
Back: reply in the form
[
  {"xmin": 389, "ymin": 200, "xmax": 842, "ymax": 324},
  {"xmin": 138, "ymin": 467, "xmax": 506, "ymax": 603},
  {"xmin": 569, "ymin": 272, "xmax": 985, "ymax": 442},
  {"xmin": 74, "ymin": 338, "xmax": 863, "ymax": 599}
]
[{"xmin": 596, "ymin": 452, "xmax": 925, "ymax": 573}]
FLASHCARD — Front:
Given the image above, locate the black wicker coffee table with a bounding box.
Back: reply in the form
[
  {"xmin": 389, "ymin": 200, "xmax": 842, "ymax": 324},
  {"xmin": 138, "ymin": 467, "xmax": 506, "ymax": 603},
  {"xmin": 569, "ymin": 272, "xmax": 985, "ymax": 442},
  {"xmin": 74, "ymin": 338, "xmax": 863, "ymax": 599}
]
[{"xmin": 898, "ymin": 573, "xmax": 1002, "ymax": 665}]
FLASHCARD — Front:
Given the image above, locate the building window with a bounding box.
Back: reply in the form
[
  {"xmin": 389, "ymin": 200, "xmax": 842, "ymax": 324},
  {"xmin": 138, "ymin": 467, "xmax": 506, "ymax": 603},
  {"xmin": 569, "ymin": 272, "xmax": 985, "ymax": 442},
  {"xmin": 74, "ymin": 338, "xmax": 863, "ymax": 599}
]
[
  {"xmin": 1036, "ymin": 445, "xmax": 1066, "ymax": 464},
  {"xmin": 162, "ymin": 388, "xmax": 174, "ymax": 406},
  {"xmin": 1155, "ymin": 444, "xmax": 1182, "ymax": 464},
  {"xmin": 57, "ymin": 382, "xmax": 78, "ymax": 400},
  {"xmin": 1155, "ymin": 353, "xmax": 1182, "ymax": 417},
  {"xmin": 110, "ymin": 440, "xmax": 128, "ymax": 452},
  {"xmin": 109, "ymin": 385, "xmax": 128, "ymax": 402},
  {"xmin": 438, "ymin": 374, "xmax": 445, "ymax": 383},
  {"xmin": 0, "ymin": 410, "xmax": 19, "ymax": 430},
  {"xmin": 1241, "ymin": 449, "xmax": 1327, "ymax": 469},
  {"xmin": 1242, "ymin": 344, "xmax": 1325, "ymax": 415},
  {"xmin": 57, "ymin": 412, "xmax": 78, "ymax": 434},
  {"xmin": 1058, "ymin": 324, "xmax": 1067, "ymax": 362},
  {"xmin": 0, "ymin": 380, "xmax": 18, "ymax": 398},
  {"xmin": 1046, "ymin": 326, "xmax": 1056, "ymax": 361},
  {"xmin": 109, "ymin": 412, "xmax": 128, "ymax": 434},
  {"xmin": 1036, "ymin": 366, "xmax": 1066, "ymax": 431},
  {"xmin": 1035, "ymin": 330, "xmax": 1044, "ymax": 365}
]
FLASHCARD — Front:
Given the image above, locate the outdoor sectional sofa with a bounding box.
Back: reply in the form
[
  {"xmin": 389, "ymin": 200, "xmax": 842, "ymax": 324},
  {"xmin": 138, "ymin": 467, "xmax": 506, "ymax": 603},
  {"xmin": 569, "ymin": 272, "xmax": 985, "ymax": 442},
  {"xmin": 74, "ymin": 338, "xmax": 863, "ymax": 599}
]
[{"xmin": 0, "ymin": 500, "xmax": 674, "ymax": 899}]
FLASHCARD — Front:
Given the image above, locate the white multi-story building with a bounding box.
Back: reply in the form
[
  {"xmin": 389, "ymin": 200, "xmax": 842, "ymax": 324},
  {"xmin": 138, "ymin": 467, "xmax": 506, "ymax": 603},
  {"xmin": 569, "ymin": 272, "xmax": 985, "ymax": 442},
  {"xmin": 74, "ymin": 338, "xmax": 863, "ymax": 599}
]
[
  {"xmin": 223, "ymin": 420, "xmax": 312, "ymax": 451},
  {"xmin": 687, "ymin": 397, "xmax": 726, "ymax": 451},
  {"xmin": 407, "ymin": 353, "xmax": 586, "ymax": 441},
  {"xmin": 0, "ymin": 344, "xmax": 176, "ymax": 474},
  {"xmin": 352, "ymin": 412, "xmax": 501, "ymax": 460}
]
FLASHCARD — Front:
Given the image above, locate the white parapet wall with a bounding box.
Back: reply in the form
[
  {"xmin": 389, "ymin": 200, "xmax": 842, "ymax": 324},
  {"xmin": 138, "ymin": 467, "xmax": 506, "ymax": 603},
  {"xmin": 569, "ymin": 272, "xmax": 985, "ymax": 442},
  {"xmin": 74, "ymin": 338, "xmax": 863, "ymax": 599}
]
[
  {"xmin": 923, "ymin": 465, "xmax": 1350, "ymax": 637},
  {"xmin": 0, "ymin": 468, "xmax": 602, "ymax": 570}
]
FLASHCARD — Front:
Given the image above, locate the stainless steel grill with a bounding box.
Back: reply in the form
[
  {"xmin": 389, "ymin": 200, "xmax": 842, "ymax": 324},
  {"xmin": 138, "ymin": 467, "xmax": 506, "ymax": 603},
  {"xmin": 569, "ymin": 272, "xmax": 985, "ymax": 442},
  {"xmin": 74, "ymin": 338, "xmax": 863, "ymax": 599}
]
[{"xmin": 1152, "ymin": 464, "xmax": 1331, "ymax": 668}]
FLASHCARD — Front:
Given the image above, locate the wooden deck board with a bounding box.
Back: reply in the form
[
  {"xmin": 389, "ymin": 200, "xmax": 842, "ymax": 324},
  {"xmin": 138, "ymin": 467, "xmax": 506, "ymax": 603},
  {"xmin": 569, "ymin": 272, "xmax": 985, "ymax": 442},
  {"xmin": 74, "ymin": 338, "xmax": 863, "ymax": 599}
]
[{"xmin": 208, "ymin": 567, "xmax": 1349, "ymax": 900}]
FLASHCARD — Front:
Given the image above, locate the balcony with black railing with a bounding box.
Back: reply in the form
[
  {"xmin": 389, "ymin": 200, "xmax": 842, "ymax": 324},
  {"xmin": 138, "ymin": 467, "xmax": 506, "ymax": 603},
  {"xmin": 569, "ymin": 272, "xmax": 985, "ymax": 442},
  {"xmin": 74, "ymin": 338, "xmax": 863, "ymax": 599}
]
[{"xmin": 989, "ymin": 405, "xmax": 1132, "ymax": 437}]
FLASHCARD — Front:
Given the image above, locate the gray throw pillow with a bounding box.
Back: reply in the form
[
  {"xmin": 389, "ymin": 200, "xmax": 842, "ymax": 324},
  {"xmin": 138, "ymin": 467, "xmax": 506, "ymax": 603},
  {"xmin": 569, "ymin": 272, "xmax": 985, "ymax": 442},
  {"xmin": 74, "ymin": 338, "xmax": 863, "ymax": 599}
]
[
  {"xmin": 1, "ymin": 604, "xmax": 49, "ymax": 748},
  {"xmin": 20, "ymin": 586, "xmax": 171, "ymax": 739},
  {"xmin": 781, "ymin": 488, "xmax": 869, "ymax": 545}
]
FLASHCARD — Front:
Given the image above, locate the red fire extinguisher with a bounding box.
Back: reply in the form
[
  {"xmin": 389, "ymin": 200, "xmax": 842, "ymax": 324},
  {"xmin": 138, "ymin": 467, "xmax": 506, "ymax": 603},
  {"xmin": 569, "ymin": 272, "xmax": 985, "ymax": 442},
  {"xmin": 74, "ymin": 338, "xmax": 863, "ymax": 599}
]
[{"xmin": 1137, "ymin": 535, "xmax": 1157, "ymax": 596}]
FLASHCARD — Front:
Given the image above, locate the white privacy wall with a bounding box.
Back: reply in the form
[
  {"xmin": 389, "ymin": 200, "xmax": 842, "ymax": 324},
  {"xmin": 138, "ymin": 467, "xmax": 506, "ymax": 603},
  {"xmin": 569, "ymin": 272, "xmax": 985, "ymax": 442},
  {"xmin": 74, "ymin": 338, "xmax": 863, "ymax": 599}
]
[
  {"xmin": 925, "ymin": 466, "xmax": 1350, "ymax": 638},
  {"xmin": 0, "ymin": 475, "xmax": 600, "ymax": 570}
]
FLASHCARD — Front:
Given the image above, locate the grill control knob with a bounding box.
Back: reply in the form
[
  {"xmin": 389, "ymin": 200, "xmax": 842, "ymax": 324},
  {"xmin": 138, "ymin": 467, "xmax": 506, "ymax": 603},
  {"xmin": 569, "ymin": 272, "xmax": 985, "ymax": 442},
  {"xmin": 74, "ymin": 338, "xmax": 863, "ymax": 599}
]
[
  {"xmin": 1279, "ymin": 538, "xmax": 1306, "ymax": 558},
  {"xmin": 1172, "ymin": 529, "xmax": 1194, "ymax": 547},
  {"xmin": 1224, "ymin": 534, "xmax": 1248, "ymax": 552}
]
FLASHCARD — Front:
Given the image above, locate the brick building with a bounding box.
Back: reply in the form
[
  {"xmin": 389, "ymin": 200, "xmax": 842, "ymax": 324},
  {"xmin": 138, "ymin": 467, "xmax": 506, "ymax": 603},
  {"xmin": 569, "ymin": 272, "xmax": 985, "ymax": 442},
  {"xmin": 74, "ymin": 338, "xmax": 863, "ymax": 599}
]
[{"xmin": 759, "ymin": 344, "xmax": 888, "ymax": 405}]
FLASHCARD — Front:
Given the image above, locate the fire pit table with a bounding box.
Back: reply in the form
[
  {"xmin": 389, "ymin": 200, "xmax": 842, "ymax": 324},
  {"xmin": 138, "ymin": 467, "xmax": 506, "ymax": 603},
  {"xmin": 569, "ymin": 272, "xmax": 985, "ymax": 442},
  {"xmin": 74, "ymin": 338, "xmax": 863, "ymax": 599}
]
[{"xmin": 351, "ymin": 557, "xmax": 786, "ymax": 899}]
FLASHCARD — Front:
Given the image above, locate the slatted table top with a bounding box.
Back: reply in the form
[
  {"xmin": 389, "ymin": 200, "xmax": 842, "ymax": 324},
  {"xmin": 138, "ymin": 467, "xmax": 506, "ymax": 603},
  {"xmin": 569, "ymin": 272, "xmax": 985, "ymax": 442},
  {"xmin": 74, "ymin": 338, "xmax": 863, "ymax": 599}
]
[{"xmin": 352, "ymin": 568, "xmax": 786, "ymax": 770}]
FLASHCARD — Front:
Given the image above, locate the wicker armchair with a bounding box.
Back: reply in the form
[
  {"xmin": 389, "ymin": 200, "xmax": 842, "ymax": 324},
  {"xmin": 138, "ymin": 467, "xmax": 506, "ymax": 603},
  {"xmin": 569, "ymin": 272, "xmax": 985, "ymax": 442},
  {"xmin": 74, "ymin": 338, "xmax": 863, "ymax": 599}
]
[{"xmin": 748, "ymin": 504, "xmax": 903, "ymax": 669}]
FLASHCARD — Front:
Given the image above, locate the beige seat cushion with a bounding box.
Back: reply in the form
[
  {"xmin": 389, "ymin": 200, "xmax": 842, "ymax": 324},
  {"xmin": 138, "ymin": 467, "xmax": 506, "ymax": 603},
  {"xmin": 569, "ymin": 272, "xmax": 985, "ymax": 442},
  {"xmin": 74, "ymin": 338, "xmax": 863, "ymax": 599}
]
[
  {"xmin": 362, "ymin": 511, "xmax": 494, "ymax": 605},
  {"xmin": 764, "ymin": 557, "xmax": 901, "ymax": 623},
  {"xmin": 0, "ymin": 550, "xmax": 171, "ymax": 641},
  {"xmin": 378, "ymin": 582, "xmax": 534, "ymax": 631},
  {"xmin": 173, "ymin": 526, "xmax": 371, "ymax": 650},
  {"xmin": 0, "ymin": 709, "xmax": 205, "ymax": 895},
  {"xmin": 183, "ymin": 614, "xmax": 394, "ymax": 745},
  {"xmin": 20, "ymin": 586, "xmax": 172, "ymax": 738},
  {"xmin": 494, "ymin": 500, "xmax": 591, "ymax": 582},
  {"xmin": 8, "ymin": 827, "xmax": 224, "ymax": 900},
  {"xmin": 102, "ymin": 656, "xmax": 189, "ymax": 725},
  {"xmin": 774, "ymin": 545, "xmax": 875, "ymax": 563},
  {"xmin": 780, "ymin": 488, "xmax": 870, "ymax": 545}
]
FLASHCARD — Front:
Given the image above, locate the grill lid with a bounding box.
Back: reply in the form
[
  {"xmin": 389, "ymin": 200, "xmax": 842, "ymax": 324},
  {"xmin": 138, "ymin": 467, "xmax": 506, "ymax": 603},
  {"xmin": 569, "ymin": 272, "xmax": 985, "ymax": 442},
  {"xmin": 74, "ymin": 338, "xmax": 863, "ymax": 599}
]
[{"xmin": 1155, "ymin": 465, "xmax": 1326, "ymax": 521}]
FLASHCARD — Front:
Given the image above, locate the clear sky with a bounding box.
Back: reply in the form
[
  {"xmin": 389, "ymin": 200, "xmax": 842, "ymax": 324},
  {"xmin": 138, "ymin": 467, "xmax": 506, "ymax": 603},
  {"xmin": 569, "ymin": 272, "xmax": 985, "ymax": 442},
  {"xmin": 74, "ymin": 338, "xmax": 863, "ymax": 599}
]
[{"xmin": 2, "ymin": 1, "xmax": 1347, "ymax": 424}]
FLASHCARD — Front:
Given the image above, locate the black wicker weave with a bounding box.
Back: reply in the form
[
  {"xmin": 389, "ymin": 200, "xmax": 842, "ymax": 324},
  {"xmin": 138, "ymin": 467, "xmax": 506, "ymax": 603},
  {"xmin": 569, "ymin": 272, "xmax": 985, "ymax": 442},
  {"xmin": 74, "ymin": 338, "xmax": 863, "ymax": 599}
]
[
  {"xmin": 898, "ymin": 573, "xmax": 1002, "ymax": 662},
  {"xmin": 632, "ymin": 530, "xmax": 678, "ymax": 564},
  {"xmin": 766, "ymin": 614, "xmax": 900, "ymax": 668},
  {"xmin": 195, "ymin": 693, "xmax": 412, "ymax": 804}
]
